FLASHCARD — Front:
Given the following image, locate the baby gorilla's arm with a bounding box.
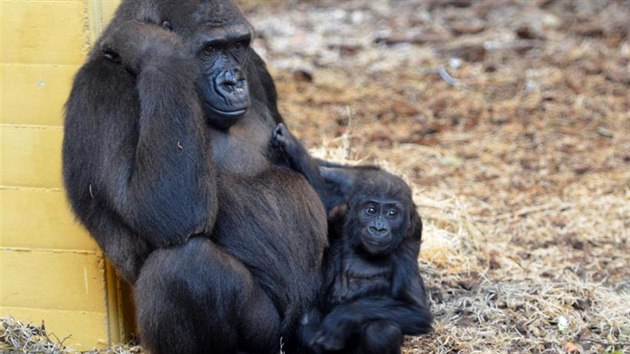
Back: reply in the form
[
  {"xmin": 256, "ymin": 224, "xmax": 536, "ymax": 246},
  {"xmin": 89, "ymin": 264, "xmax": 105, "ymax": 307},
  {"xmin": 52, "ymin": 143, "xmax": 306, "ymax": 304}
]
[
  {"xmin": 272, "ymin": 123, "xmax": 334, "ymax": 209},
  {"xmin": 311, "ymin": 296, "xmax": 433, "ymax": 351}
]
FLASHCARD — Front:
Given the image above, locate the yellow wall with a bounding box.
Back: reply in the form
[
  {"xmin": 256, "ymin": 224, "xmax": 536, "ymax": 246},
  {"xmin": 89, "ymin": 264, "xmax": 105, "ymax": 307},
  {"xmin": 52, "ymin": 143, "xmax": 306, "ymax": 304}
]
[{"xmin": 1, "ymin": 0, "xmax": 127, "ymax": 350}]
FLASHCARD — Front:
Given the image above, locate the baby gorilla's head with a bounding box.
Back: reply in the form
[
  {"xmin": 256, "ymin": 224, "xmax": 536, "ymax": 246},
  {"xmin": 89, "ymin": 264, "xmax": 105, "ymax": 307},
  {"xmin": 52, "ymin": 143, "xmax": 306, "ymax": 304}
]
[{"xmin": 345, "ymin": 171, "xmax": 415, "ymax": 256}]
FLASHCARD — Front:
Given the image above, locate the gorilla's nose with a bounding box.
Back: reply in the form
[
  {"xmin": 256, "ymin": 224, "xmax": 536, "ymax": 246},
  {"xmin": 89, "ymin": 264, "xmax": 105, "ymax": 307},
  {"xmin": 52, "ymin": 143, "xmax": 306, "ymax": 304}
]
[
  {"xmin": 368, "ymin": 225, "xmax": 389, "ymax": 237},
  {"xmin": 218, "ymin": 68, "xmax": 245, "ymax": 93}
]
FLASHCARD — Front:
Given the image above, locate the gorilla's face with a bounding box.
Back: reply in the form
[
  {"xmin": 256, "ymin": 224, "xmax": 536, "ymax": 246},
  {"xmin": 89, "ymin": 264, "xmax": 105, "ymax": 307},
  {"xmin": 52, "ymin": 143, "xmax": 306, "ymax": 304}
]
[
  {"xmin": 157, "ymin": 0, "xmax": 253, "ymax": 130},
  {"xmin": 195, "ymin": 24, "xmax": 252, "ymax": 130},
  {"xmin": 351, "ymin": 197, "xmax": 407, "ymax": 256}
]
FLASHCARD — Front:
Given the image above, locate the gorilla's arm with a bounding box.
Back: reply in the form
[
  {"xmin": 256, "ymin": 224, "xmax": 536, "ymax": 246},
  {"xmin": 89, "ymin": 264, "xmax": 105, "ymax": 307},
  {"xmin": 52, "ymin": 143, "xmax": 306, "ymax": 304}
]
[
  {"xmin": 271, "ymin": 123, "xmax": 332, "ymax": 208},
  {"xmin": 311, "ymin": 295, "xmax": 432, "ymax": 350},
  {"xmin": 64, "ymin": 23, "xmax": 216, "ymax": 248},
  {"xmin": 328, "ymin": 294, "xmax": 431, "ymax": 334},
  {"xmin": 391, "ymin": 208, "xmax": 430, "ymax": 311},
  {"xmin": 272, "ymin": 124, "xmax": 392, "ymax": 212}
]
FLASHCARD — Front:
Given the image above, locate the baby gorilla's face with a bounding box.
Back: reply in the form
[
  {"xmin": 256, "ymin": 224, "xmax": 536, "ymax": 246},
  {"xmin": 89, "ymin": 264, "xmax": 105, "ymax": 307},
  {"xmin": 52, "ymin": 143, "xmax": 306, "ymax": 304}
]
[{"xmin": 354, "ymin": 197, "xmax": 406, "ymax": 255}]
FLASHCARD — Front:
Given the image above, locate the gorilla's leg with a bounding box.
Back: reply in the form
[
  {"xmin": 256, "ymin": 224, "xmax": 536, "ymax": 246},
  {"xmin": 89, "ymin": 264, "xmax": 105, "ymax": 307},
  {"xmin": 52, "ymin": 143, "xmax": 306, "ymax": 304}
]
[
  {"xmin": 135, "ymin": 237, "xmax": 281, "ymax": 354},
  {"xmin": 357, "ymin": 320, "xmax": 403, "ymax": 354}
]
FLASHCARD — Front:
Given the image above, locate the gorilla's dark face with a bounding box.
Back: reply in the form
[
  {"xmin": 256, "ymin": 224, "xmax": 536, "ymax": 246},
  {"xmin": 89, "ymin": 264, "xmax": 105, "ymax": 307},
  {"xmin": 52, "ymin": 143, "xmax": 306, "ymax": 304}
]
[
  {"xmin": 154, "ymin": 0, "xmax": 254, "ymax": 130},
  {"xmin": 353, "ymin": 197, "xmax": 406, "ymax": 255},
  {"xmin": 196, "ymin": 24, "xmax": 252, "ymax": 129}
]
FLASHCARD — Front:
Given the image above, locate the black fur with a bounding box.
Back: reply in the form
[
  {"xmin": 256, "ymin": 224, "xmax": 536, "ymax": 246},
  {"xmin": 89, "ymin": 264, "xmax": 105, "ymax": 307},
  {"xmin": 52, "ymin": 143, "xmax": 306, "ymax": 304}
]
[
  {"xmin": 273, "ymin": 124, "xmax": 433, "ymax": 354},
  {"xmin": 62, "ymin": 1, "xmax": 326, "ymax": 353}
]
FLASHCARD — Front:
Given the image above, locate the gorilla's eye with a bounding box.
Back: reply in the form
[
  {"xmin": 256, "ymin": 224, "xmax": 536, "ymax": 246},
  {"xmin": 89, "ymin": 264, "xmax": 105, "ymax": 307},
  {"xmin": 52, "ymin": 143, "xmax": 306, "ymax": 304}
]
[
  {"xmin": 365, "ymin": 206, "xmax": 377, "ymax": 216},
  {"xmin": 161, "ymin": 20, "xmax": 172, "ymax": 31},
  {"xmin": 234, "ymin": 40, "xmax": 249, "ymax": 49},
  {"xmin": 387, "ymin": 209, "xmax": 398, "ymax": 218},
  {"xmin": 203, "ymin": 45, "xmax": 218, "ymax": 55}
]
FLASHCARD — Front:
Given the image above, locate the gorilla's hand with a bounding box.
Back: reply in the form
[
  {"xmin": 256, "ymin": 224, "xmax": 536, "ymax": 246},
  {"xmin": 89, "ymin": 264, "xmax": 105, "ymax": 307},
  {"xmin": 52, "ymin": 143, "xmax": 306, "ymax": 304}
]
[
  {"xmin": 310, "ymin": 313, "xmax": 352, "ymax": 351},
  {"xmin": 271, "ymin": 123, "xmax": 290, "ymax": 149},
  {"xmin": 272, "ymin": 123, "xmax": 304, "ymax": 165},
  {"xmin": 100, "ymin": 20, "xmax": 187, "ymax": 74}
]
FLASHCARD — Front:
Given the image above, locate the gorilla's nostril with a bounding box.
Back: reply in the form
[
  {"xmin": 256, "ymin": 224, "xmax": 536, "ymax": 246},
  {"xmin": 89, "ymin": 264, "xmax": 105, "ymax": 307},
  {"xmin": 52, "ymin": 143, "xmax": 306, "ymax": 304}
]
[{"xmin": 220, "ymin": 82, "xmax": 234, "ymax": 93}]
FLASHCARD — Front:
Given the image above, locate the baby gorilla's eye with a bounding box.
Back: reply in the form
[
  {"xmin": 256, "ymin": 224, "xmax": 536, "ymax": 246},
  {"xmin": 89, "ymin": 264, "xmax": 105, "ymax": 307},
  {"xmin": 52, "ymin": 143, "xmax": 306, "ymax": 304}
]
[
  {"xmin": 365, "ymin": 206, "xmax": 377, "ymax": 216},
  {"xmin": 387, "ymin": 209, "xmax": 398, "ymax": 217}
]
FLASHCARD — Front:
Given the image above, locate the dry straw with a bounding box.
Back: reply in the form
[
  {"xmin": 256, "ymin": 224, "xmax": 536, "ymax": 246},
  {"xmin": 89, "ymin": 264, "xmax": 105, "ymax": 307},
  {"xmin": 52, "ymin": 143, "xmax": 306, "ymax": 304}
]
[{"xmin": 0, "ymin": 316, "xmax": 143, "ymax": 353}]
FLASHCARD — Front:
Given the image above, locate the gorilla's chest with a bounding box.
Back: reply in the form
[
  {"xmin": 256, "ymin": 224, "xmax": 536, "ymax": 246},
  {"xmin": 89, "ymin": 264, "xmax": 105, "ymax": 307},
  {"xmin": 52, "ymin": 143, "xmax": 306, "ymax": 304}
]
[
  {"xmin": 329, "ymin": 257, "xmax": 392, "ymax": 306},
  {"xmin": 205, "ymin": 113, "xmax": 327, "ymax": 284},
  {"xmin": 208, "ymin": 118, "xmax": 272, "ymax": 175}
]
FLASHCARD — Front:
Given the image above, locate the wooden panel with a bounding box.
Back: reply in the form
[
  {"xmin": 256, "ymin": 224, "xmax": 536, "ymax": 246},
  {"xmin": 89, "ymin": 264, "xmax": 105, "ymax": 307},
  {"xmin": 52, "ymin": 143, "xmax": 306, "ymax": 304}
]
[
  {"xmin": 1, "ymin": 125, "xmax": 63, "ymax": 188},
  {"xmin": 0, "ymin": 249, "xmax": 106, "ymax": 312},
  {"xmin": 0, "ymin": 306, "xmax": 109, "ymax": 350},
  {"xmin": 105, "ymin": 261, "xmax": 138, "ymax": 344},
  {"xmin": 0, "ymin": 3, "xmax": 4, "ymax": 60},
  {"xmin": 0, "ymin": 188, "xmax": 97, "ymax": 250},
  {"xmin": 0, "ymin": 58, "xmax": 4, "ymax": 123},
  {"xmin": 0, "ymin": 0, "xmax": 133, "ymax": 350},
  {"xmin": 1, "ymin": 1, "xmax": 88, "ymax": 65},
  {"xmin": 87, "ymin": 0, "xmax": 121, "ymax": 45},
  {"xmin": 1, "ymin": 64, "xmax": 79, "ymax": 125}
]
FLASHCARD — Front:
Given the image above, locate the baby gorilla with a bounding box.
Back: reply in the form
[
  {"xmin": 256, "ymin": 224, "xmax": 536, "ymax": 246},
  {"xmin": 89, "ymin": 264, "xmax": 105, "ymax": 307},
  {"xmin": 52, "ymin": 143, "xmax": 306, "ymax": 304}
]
[{"xmin": 272, "ymin": 124, "xmax": 433, "ymax": 354}]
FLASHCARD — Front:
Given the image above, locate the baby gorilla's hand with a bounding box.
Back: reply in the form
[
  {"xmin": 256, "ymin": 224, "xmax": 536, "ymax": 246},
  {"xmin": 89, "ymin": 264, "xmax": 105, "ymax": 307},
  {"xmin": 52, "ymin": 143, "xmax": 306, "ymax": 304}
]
[
  {"xmin": 271, "ymin": 123, "xmax": 304, "ymax": 166},
  {"xmin": 271, "ymin": 123, "xmax": 290, "ymax": 149}
]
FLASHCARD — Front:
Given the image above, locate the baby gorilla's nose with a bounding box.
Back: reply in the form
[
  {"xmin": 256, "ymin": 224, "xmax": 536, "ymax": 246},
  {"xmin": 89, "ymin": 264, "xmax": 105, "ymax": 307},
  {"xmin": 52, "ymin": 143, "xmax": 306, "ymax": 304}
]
[{"xmin": 368, "ymin": 225, "xmax": 389, "ymax": 237}]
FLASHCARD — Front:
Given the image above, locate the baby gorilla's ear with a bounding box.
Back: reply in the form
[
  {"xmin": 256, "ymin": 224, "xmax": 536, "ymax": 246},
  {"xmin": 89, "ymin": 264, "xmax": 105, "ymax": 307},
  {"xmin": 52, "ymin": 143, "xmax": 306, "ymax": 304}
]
[{"xmin": 406, "ymin": 207, "xmax": 422, "ymax": 241}]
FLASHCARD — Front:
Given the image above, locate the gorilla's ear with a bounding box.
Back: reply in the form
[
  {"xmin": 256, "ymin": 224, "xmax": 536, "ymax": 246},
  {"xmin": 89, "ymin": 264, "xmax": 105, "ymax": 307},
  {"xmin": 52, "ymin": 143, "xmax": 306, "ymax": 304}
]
[{"xmin": 407, "ymin": 208, "xmax": 423, "ymax": 241}]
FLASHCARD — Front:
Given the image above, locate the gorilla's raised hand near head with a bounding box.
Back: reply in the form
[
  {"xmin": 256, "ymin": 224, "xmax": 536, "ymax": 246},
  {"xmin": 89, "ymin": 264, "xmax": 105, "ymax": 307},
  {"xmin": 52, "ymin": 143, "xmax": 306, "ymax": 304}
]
[
  {"xmin": 64, "ymin": 17, "xmax": 215, "ymax": 282},
  {"xmin": 99, "ymin": 20, "xmax": 189, "ymax": 74}
]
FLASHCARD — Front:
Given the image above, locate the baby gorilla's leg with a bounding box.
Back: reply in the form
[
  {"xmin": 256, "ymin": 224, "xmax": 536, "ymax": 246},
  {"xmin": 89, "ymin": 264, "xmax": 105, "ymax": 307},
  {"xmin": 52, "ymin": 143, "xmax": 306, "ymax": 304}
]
[{"xmin": 357, "ymin": 320, "xmax": 403, "ymax": 354}]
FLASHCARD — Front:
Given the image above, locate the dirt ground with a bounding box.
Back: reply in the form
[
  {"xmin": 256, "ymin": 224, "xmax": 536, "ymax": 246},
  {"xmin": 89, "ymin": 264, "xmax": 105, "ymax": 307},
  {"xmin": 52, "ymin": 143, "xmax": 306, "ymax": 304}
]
[
  {"xmin": 2, "ymin": 0, "xmax": 628, "ymax": 353},
  {"xmin": 241, "ymin": 0, "xmax": 630, "ymax": 353}
]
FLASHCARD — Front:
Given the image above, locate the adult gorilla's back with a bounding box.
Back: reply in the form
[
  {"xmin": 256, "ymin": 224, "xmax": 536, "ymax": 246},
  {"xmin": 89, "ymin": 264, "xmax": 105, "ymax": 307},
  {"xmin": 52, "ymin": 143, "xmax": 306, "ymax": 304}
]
[{"xmin": 62, "ymin": 0, "xmax": 327, "ymax": 353}]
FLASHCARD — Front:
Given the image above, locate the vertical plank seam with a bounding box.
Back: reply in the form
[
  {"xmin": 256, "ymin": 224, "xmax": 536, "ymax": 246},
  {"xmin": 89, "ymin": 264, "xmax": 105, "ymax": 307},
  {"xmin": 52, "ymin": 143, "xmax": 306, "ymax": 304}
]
[{"xmin": 85, "ymin": 0, "xmax": 116, "ymax": 346}]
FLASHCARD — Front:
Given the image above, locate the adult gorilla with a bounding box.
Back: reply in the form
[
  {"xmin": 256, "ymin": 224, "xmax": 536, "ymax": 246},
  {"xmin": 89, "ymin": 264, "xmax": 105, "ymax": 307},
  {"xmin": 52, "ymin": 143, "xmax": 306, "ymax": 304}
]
[{"xmin": 62, "ymin": 0, "xmax": 327, "ymax": 353}]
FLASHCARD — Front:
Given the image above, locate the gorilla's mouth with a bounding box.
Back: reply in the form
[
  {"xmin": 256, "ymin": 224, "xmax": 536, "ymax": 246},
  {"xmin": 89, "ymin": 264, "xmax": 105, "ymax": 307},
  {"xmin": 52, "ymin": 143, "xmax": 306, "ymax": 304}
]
[
  {"xmin": 202, "ymin": 94, "xmax": 250, "ymax": 130},
  {"xmin": 206, "ymin": 72, "xmax": 251, "ymax": 121},
  {"xmin": 208, "ymin": 105, "xmax": 248, "ymax": 118},
  {"xmin": 200, "ymin": 72, "xmax": 251, "ymax": 127},
  {"xmin": 361, "ymin": 233, "xmax": 391, "ymax": 253}
]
